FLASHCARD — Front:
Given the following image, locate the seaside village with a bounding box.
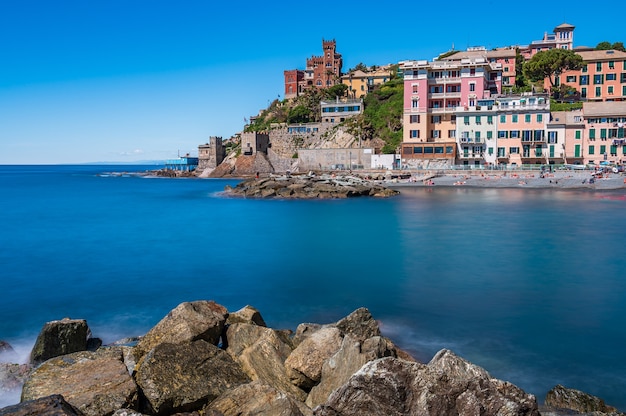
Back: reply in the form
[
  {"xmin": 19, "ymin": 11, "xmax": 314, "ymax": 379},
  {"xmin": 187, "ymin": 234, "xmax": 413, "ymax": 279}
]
[{"xmin": 166, "ymin": 23, "xmax": 626, "ymax": 178}]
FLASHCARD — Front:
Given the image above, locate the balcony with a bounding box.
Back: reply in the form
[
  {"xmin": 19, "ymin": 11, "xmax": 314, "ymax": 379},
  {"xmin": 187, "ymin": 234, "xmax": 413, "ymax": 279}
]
[
  {"xmin": 430, "ymin": 91, "xmax": 462, "ymax": 99},
  {"xmin": 459, "ymin": 152, "xmax": 484, "ymax": 159},
  {"xmin": 497, "ymin": 153, "xmax": 509, "ymax": 160},
  {"xmin": 428, "ymin": 76, "xmax": 462, "ymax": 84}
]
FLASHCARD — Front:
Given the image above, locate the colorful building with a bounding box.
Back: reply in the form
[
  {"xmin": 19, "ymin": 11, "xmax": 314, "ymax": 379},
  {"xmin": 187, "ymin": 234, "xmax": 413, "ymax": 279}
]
[
  {"xmin": 582, "ymin": 102, "xmax": 626, "ymax": 165},
  {"xmin": 552, "ymin": 49, "xmax": 626, "ymax": 102},
  {"xmin": 340, "ymin": 66, "xmax": 395, "ymax": 98},
  {"xmin": 320, "ymin": 98, "xmax": 363, "ymax": 124},
  {"xmin": 283, "ymin": 39, "xmax": 343, "ymax": 99},
  {"xmin": 400, "ymin": 57, "xmax": 502, "ymax": 165},
  {"xmin": 443, "ymin": 47, "xmax": 518, "ymax": 89},
  {"xmin": 523, "ymin": 23, "xmax": 575, "ymax": 58}
]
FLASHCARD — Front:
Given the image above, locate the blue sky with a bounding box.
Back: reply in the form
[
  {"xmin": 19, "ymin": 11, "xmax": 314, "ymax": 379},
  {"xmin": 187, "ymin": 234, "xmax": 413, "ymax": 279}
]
[{"xmin": 0, "ymin": 1, "xmax": 621, "ymax": 164}]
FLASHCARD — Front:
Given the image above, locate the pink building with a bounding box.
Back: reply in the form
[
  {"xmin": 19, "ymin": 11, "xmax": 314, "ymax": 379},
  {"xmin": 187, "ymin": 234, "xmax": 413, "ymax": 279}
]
[
  {"xmin": 401, "ymin": 58, "xmax": 501, "ymax": 166},
  {"xmin": 581, "ymin": 102, "xmax": 626, "ymax": 165}
]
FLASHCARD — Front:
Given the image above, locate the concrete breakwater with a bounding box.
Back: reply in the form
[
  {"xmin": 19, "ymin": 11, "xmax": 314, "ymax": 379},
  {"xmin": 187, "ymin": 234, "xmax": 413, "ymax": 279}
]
[{"xmin": 1, "ymin": 301, "xmax": 623, "ymax": 416}]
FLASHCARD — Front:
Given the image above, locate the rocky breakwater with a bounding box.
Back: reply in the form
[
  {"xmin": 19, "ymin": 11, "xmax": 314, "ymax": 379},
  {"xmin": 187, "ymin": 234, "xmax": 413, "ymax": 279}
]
[
  {"xmin": 224, "ymin": 173, "xmax": 400, "ymax": 199},
  {"xmin": 1, "ymin": 301, "xmax": 623, "ymax": 416}
]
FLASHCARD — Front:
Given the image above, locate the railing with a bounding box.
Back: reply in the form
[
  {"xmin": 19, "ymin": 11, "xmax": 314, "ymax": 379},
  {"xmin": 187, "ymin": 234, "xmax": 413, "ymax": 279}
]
[
  {"xmin": 428, "ymin": 77, "xmax": 462, "ymax": 84},
  {"xmin": 430, "ymin": 92, "xmax": 462, "ymax": 99}
]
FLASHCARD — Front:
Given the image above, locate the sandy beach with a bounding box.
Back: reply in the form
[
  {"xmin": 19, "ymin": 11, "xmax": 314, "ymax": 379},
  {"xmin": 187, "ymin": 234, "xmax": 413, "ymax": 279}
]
[{"xmin": 388, "ymin": 170, "xmax": 626, "ymax": 190}]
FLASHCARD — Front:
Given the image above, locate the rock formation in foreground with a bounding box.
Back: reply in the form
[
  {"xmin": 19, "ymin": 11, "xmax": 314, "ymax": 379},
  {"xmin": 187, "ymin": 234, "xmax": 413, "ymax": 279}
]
[
  {"xmin": 2, "ymin": 301, "xmax": 622, "ymax": 415},
  {"xmin": 224, "ymin": 173, "xmax": 399, "ymax": 199}
]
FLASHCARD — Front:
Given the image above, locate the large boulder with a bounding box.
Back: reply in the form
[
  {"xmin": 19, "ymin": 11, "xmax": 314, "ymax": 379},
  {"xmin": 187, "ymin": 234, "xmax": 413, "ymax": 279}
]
[
  {"xmin": 0, "ymin": 394, "xmax": 84, "ymax": 416},
  {"xmin": 333, "ymin": 307, "xmax": 381, "ymax": 342},
  {"xmin": 0, "ymin": 363, "xmax": 32, "ymax": 393},
  {"xmin": 134, "ymin": 340, "xmax": 250, "ymax": 415},
  {"xmin": 314, "ymin": 351, "xmax": 539, "ymax": 416},
  {"xmin": 29, "ymin": 319, "xmax": 90, "ymax": 365},
  {"xmin": 0, "ymin": 341, "xmax": 18, "ymax": 364},
  {"xmin": 284, "ymin": 327, "xmax": 342, "ymax": 391},
  {"xmin": 545, "ymin": 384, "xmax": 621, "ymax": 414},
  {"xmin": 226, "ymin": 305, "xmax": 266, "ymax": 327},
  {"xmin": 205, "ymin": 380, "xmax": 313, "ymax": 416},
  {"xmin": 225, "ymin": 323, "xmax": 305, "ymax": 401},
  {"xmin": 21, "ymin": 348, "xmax": 138, "ymax": 416},
  {"xmin": 133, "ymin": 300, "xmax": 228, "ymax": 361},
  {"xmin": 306, "ymin": 335, "xmax": 396, "ymax": 408}
]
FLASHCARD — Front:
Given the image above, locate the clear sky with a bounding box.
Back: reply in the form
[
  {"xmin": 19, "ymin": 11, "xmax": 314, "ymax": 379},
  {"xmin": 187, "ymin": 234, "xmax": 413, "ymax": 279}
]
[{"xmin": 0, "ymin": 1, "xmax": 621, "ymax": 164}]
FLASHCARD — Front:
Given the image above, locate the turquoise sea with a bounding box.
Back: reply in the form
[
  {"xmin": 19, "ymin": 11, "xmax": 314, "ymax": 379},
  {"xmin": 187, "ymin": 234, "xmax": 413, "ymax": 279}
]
[{"xmin": 1, "ymin": 165, "xmax": 625, "ymax": 409}]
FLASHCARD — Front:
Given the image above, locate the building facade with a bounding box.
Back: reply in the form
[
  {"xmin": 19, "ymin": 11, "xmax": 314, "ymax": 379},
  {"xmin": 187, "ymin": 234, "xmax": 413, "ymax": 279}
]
[
  {"xmin": 320, "ymin": 98, "xmax": 363, "ymax": 124},
  {"xmin": 198, "ymin": 136, "xmax": 225, "ymax": 171},
  {"xmin": 283, "ymin": 39, "xmax": 343, "ymax": 99},
  {"xmin": 340, "ymin": 66, "xmax": 394, "ymax": 98},
  {"xmin": 523, "ymin": 23, "xmax": 575, "ymax": 58},
  {"xmin": 400, "ymin": 58, "xmax": 502, "ymax": 165},
  {"xmin": 552, "ymin": 49, "xmax": 626, "ymax": 102}
]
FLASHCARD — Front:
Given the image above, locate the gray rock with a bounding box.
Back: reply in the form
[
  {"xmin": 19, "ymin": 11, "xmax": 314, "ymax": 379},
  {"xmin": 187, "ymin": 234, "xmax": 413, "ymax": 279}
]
[
  {"xmin": 0, "ymin": 363, "xmax": 32, "ymax": 392},
  {"xmin": 206, "ymin": 380, "xmax": 313, "ymax": 416},
  {"xmin": 0, "ymin": 341, "xmax": 17, "ymax": 363},
  {"xmin": 306, "ymin": 335, "xmax": 396, "ymax": 408},
  {"xmin": 29, "ymin": 319, "xmax": 90, "ymax": 365},
  {"xmin": 111, "ymin": 410, "xmax": 146, "ymax": 416},
  {"xmin": 314, "ymin": 351, "xmax": 539, "ymax": 416},
  {"xmin": 134, "ymin": 340, "xmax": 250, "ymax": 415},
  {"xmin": 292, "ymin": 323, "xmax": 323, "ymax": 347},
  {"xmin": 545, "ymin": 384, "xmax": 622, "ymax": 415},
  {"xmin": 133, "ymin": 300, "xmax": 228, "ymax": 361},
  {"xmin": 21, "ymin": 348, "xmax": 138, "ymax": 416},
  {"xmin": 333, "ymin": 307, "xmax": 381, "ymax": 342},
  {"xmin": 0, "ymin": 394, "xmax": 84, "ymax": 416},
  {"xmin": 225, "ymin": 323, "xmax": 305, "ymax": 401},
  {"xmin": 226, "ymin": 305, "xmax": 266, "ymax": 327},
  {"xmin": 285, "ymin": 327, "xmax": 343, "ymax": 391}
]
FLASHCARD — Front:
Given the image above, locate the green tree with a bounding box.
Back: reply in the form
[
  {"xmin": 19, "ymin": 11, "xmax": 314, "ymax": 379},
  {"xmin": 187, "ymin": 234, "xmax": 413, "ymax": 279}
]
[
  {"xmin": 514, "ymin": 48, "xmax": 529, "ymax": 89},
  {"xmin": 523, "ymin": 48, "xmax": 583, "ymax": 90},
  {"xmin": 612, "ymin": 42, "xmax": 625, "ymax": 52},
  {"xmin": 325, "ymin": 84, "xmax": 348, "ymax": 99},
  {"xmin": 596, "ymin": 41, "xmax": 612, "ymax": 50},
  {"xmin": 286, "ymin": 105, "xmax": 311, "ymax": 124}
]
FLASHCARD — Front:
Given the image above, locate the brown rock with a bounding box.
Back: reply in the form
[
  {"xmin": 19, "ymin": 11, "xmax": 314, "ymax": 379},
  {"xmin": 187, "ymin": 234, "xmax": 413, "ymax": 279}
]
[
  {"xmin": 133, "ymin": 300, "xmax": 228, "ymax": 361},
  {"xmin": 225, "ymin": 323, "xmax": 305, "ymax": 401},
  {"xmin": 306, "ymin": 335, "xmax": 396, "ymax": 408},
  {"xmin": 0, "ymin": 394, "xmax": 84, "ymax": 416},
  {"xmin": 206, "ymin": 380, "xmax": 313, "ymax": 416},
  {"xmin": 226, "ymin": 305, "xmax": 266, "ymax": 327},
  {"xmin": 0, "ymin": 363, "xmax": 32, "ymax": 392},
  {"xmin": 545, "ymin": 384, "xmax": 621, "ymax": 414},
  {"xmin": 21, "ymin": 348, "xmax": 138, "ymax": 416},
  {"xmin": 285, "ymin": 327, "xmax": 342, "ymax": 391},
  {"xmin": 29, "ymin": 319, "xmax": 90, "ymax": 365},
  {"xmin": 334, "ymin": 307, "xmax": 381, "ymax": 342},
  {"xmin": 134, "ymin": 340, "xmax": 250, "ymax": 415}
]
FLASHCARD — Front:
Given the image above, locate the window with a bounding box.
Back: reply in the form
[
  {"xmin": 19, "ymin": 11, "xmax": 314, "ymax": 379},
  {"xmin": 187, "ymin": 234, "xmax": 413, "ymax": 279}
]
[
  {"xmin": 597, "ymin": 62, "xmax": 602, "ymax": 72},
  {"xmin": 609, "ymin": 61, "xmax": 615, "ymax": 69},
  {"xmin": 575, "ymin": 130, "xmax": 581, "ymax": 139},
  {"xmin": 609, "ymin": 86, "xmax": 614, "ymax": 95},
  {"xmin": 600, "ymin": 145, "xmax": 606, "ymax": 155},
  {"xmin": 464, "ymin": 116, "xmax": 470, "ymax": 125},
  {"xmin": 509, "ymin": 147, "xmax": 519, "ymax": 154},
  {"xmin": 582, "ymin": 65, "xmax": 588, "ymax": 73},
  {"xmin": 607, "ymin": 73, "xmax": 617, "ymax": 81},
  {"xmin": 500, "ymin": 115, "xmax": 506, "ymax": 123},
  {"xmin": 488, "ymin": 147, "xmax": 494, "ymax": 155},
  {"xmin": 475, "ymin": 116, "xmax": 481, "ymax": 124},
  {"xmin": 549, "ymin": 145, "xmax": 555, "ymax": 158},
  {"xmin": 498, "ymin": 131, "xmax": 508, "ymax": 138},
  {"xmin": 594, "ymin": 74, "xmax": 604, "ymax": 84},
  {"xmin": 413, "ymin": 147, "xmax": 423, "ymax": 154},
  {"xmin": 596, "ymin": 86, "xmax": 601, "ymax": 97},
  {"xmin": 621, "ymin": 73, "xmax": 626, "ymax": 83},
  {"xmin": 601, "ymin": 128, "xmax": 607, "ymax": 139},
  {"xmin": 510, "ymin": 130, "xmax": 520, "ymax": 138},
  {"xmin": 566, "ymin": 75, "xmax": 577, "ymax": 82},
  {"xmin": 487, "ymin": 131, "xmax": 493, "ymax": 139},
  {"xmin": 537, "ymin": 114, "xmax": 543, "ymax": 122},
  {"xmin": 582, "ymin": 87, "xmax": 587, "ymax": 98},
  {"xmin": 410, "ymin": 115, "xmax": 420, "ymax": 123},
  {"xmin": 588, "ymin": 145, "xmax": 595, "ymax": 155},
  {"xmin": 497, "ymin": 147, "xmax": 506, "ymax": 157},
  {"xmin": 432, "ymin": 115, "xmax": 441, "ymax": 123},
  {"xmin": 412, "ymin": 84, "xmax": 419, "ymax": 93},
  {"xmin": 548, "ymin": 131, "xmax": 558, "ymax": 143},
  {"xmin": 487, "ymin": 115, "xmax": 493, "ymax": 124},
  {"xmin": 431, "ymin": 130, "xmax": 441, "ymax": 139},
  {"xmin": 410, "ymin": 130, "xmax": 419, "ymax": 138},
  {"xmin": 579, "ymin": 75, "xmax": 589, "ymax": 85},
  {"xmin": 589, "ymin": 128, "xmax": 596, "ymax": 139},
  {"xmin": 448, "ymin": 130, "xmax": 456, "ymax": 138},
  {"xmin": 525, "ymin": 114, "xmax": 531, "ymax": 123},
  {"xmin": 623, "ymin": 86, "xmax": 626, "ymax": 96},
  {"xmin": 512, "ymin": 115, "xmax": 518, "ymax": 123},
  {"xmin": 469, "ymin": 83, "xmax": 476, "ymax": 92},
  {"xmin": 611, "ymin": 145, "xmax": 618, "ymax": 155},
  {"xmin": 412, "ymin": 99, "xmax": 419, "ymax": 108},
  {"xmin": 575, "ymin": 144, "xmax": 581, "ymax": 158}
]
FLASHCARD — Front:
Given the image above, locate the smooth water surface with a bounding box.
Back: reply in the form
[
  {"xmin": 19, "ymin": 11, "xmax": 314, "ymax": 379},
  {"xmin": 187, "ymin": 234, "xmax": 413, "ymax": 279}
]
[{"xmin": 1, "ymin": 165, "xmax": 625, "ymax": 409}]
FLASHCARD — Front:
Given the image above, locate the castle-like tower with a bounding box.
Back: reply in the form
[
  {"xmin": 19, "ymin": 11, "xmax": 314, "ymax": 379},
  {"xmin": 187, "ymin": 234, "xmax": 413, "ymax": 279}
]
[{"xmin": 284, "ymin": 39, "xmax": 343, "ymax": 98}]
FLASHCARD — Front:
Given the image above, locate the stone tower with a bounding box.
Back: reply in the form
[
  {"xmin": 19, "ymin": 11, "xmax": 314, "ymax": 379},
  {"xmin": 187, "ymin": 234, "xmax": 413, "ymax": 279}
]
[{"xmin": 198, "ymin": 136, "xmax": 225, "ymax": 170}]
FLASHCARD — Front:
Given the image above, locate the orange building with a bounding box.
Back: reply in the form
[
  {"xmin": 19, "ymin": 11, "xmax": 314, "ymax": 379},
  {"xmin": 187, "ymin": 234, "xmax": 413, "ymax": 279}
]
[{"xmin": 552, "ymin": 49, "xmax": 626, "ymax": 102}]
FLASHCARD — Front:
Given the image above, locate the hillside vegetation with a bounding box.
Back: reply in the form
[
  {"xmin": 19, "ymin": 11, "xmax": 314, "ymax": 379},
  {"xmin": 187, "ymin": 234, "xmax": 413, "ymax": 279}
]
[{"xmin": 245, "ymin": 73, "xmax": 404, "ymax": 154}]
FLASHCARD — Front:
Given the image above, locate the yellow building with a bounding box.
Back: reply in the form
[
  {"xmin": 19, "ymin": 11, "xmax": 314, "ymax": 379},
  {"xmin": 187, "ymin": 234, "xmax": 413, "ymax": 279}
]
[{"xmin": 340, "ymin": 66, "xmax": 395, "ymax": 98}]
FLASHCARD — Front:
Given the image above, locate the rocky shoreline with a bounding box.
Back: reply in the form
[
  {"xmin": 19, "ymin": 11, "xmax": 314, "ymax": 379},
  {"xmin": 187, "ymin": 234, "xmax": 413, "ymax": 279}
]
[
  {"xmin": 1, "ymin": 301, "xmax": 623, "ymax": 416},
  {"xmin": 223, "ymin": 173, "xmax": 400, "ymax": 199}
]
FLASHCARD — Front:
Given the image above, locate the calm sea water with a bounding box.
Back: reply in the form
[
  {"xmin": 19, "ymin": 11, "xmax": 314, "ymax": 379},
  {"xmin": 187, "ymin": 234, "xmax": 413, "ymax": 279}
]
[{"xmin": 1, "ymin": 165, "xmax": 625, "ymax": 409}]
